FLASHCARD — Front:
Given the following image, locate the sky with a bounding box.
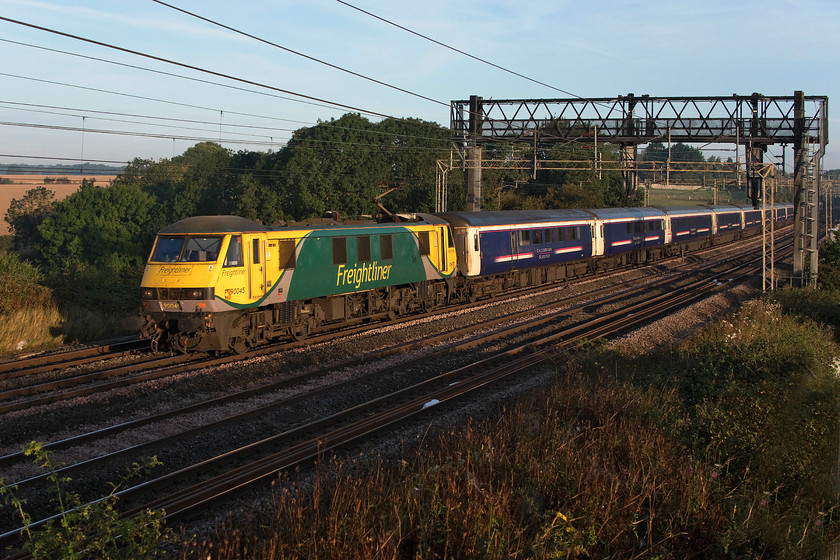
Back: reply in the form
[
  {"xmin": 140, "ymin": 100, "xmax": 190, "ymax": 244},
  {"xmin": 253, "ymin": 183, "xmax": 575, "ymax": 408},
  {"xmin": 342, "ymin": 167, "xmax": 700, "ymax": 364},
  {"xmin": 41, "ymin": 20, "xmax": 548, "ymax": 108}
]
[{"xmin": 0, "ymin": 0, "xmax": 838, "ymax": 173}]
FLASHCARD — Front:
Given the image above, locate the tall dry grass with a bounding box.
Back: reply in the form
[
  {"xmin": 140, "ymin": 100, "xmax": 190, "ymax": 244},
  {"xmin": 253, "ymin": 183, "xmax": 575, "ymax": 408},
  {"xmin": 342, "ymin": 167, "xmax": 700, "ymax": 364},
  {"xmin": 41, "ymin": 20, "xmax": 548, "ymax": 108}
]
[
  {"xmin": 0, "ymin": 304, "xmax": 66, "ymax": 354},
  {"xmin": 0, "ymin": 252, "xmax": 135, "ymax": 354},
  {"xmin": 183, "ymin": 298, "xmax": 840, "ymax": 560}
]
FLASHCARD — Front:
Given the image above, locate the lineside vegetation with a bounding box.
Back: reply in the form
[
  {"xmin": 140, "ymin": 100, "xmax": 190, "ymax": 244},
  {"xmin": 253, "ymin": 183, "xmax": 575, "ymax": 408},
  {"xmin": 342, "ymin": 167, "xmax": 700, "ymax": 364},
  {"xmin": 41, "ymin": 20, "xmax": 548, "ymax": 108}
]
[{"xmin": 181, "ymin": 272, "xmax": 840, "ymax": 558}]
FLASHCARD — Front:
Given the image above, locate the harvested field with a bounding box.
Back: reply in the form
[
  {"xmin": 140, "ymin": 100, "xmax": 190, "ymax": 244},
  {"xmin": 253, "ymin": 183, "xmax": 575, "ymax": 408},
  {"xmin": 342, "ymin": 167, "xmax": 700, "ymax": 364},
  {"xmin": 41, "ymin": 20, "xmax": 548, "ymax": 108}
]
[{"xmin": 0, "ymin": 175, "xmax": 116, "ymax": 234}]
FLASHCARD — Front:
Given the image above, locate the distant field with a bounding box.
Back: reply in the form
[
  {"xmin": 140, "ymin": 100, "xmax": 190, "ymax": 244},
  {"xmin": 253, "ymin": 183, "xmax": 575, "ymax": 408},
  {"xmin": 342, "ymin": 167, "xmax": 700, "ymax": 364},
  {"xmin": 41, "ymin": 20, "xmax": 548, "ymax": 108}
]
[
  {"xmin": 0, "ymin": 175, "xmax": 116, "ymax": 234},
  {"xmin": 646, "ymin": 186, "xmax": 746, "ymax": 206}
]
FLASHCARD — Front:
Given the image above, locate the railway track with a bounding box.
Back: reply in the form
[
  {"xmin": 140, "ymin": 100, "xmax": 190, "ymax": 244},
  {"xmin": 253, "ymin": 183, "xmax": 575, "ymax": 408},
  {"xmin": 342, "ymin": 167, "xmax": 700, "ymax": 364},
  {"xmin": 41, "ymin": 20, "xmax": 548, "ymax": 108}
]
[
  {"xmin": 0, "ymin": 228, "xmax": 781, "ymax": 416},
  {"xmin": 0, "ymin": 234, "xmax": 787, "ymax": 552},
  {"xmin": 0, "ymin": 241, "xmax": 755, "ymax": 476},
  {"xmin": 20, "ymin": 241, "xmax": 778, "ymax": 541},
  {"xmin": 0, "ymin": 338, "xmax": 146, "ymax": 380}
]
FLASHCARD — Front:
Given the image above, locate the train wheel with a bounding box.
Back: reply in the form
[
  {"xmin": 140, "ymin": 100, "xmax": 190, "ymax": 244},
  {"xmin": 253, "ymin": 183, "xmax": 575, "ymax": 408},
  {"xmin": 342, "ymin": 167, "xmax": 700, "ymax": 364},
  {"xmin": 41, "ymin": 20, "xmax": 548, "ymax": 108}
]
[
  {"xmin": 290, "ymin": 319, "xmax": 310, "ymax": 342},
  {"xmin": 229, "ymin": 337, "xmax": 248, "ymax": 354}
]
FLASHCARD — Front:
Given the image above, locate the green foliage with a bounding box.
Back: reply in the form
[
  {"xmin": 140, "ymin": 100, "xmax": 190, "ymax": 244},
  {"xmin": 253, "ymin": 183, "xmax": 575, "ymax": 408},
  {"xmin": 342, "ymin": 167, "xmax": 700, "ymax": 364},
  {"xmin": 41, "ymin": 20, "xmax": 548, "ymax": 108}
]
[
  {"xmin": 4, "ymin": 186, "xmax": 55, "ymax": 254},
  {"xmin": 0, "ymin": 177, "xmax": 12, "ymax": 184},
  {"xmin": 775, "ymin": 287, "xmax": 840, "ymax": 340},
  {"xmin": 35, "ymin": 180, "xmax": 156, "ymax": 275},
  {"xmin": 0, "ymin": 252, "xmax": 51, "ymax": 314},
  {"xmin": 817, "ymin": 235, "xmax": 840, "ymax": 291},
  {"xmin": 639, "ymin": 141, "xmax": 724, "ymax": 185},
  {"xmin": 279, "ymin": 114, "xmax": 450, "ymax": 219},
  {"xmin": 0, "ymin": 441, "xmax": 174, "ymax": 559},
  {"xmin": 532, "ymin": 511, "xmax": 599, "ymax": 558}
]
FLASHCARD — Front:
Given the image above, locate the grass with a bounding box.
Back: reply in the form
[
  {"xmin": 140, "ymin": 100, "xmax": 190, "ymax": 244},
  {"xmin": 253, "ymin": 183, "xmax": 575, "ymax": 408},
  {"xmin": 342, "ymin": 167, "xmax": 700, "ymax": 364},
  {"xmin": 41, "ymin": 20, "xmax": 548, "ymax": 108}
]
[
  {"xmin": 182, "ymin": 296, "xmax": 840, "ymax": 559},
  {"xmin": 645, "ymin": 186, "xmax": 749, "ymax": 206},
  {"xmin": 0, "ymin": 252, "xmax": 138, "ymax": 354}
]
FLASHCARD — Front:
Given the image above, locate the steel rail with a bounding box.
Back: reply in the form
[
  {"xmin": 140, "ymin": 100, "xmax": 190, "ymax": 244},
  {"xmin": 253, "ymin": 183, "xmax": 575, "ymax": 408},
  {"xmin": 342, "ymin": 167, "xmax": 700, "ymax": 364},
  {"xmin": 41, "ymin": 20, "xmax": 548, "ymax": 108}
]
[{"xmin": 0, "ymin": 339, "xmax": 145, "ymax": 380}]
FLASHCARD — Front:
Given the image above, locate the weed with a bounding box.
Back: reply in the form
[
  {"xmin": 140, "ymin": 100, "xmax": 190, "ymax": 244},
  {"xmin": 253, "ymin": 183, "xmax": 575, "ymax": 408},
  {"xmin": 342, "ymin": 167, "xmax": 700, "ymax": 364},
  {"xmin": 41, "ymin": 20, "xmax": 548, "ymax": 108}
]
[{"xmin": 0, "ymin": 441, "xmax": 174, "ymax": 559}]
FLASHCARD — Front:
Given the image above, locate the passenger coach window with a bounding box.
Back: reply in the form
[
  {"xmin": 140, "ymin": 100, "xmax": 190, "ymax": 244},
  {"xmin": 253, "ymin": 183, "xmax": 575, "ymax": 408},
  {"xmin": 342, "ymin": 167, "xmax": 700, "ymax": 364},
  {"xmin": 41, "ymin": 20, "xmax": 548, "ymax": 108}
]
[
  {"xmin": 519, "ymin": 230, "xmax": 531, "ymax": 246},
  {"xmin": 544, "ymin": 229, "xmax": 554, "ymax": 243},
  {"xmin": 277, "ymin": 239, "xmax": 296, "ymax": 270},
  {"xmin": 332, "ymin": 237, "xmax": 347, "ymax": 265},
  {"xmin": 357, "ymin": 236, "xmax": 371, "ymax": 262},
  {"xmin": 380, "ymin": 235, "xmax": 393, "ymax": 260},
  {"xmin": 533, "ymin": 230, "xmax": 542, "ymax": 244},
  {"xmin": 223, "ymin": 236, "xmax": 243, "ymax": 267}
]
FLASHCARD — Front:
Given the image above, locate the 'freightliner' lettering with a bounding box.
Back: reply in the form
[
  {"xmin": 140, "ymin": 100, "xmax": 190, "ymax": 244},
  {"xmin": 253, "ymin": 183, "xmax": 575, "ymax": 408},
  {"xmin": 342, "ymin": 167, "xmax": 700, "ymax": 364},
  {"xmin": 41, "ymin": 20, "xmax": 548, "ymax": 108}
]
[
  {"xmin": 159, "ymin": 265, "xmax": 192, "ymax": 275},
  {"xmin": 336, "ymin": 261, "xmax": 392, "ymax": 289}
]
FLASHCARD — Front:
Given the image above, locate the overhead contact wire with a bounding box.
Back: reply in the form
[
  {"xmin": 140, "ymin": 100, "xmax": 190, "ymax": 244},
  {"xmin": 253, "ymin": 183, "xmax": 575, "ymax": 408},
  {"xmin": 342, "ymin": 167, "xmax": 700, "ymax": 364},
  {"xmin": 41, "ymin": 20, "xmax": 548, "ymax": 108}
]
[
  {"xmin": 151, "ymin": 0, "xmax": 449, "ymax": 108},
  {"xmin": 336, "ymin": 0, "xmax": 580, "ymax": 99},
  {"xmin": 0, "ymin": 15, "xmax": 392, "ymax": 120}
]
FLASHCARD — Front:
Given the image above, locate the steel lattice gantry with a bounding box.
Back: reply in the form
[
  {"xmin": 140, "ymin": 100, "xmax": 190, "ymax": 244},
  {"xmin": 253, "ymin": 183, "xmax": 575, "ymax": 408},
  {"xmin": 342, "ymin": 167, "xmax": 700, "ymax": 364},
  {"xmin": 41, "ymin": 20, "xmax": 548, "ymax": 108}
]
[
  {"xmin": 450, "ymin": 92, "xmax": 828, "ymax": 285},
  {"xmin": 451, "ymin": 93, "xmax": 826, "ymax": 145}
]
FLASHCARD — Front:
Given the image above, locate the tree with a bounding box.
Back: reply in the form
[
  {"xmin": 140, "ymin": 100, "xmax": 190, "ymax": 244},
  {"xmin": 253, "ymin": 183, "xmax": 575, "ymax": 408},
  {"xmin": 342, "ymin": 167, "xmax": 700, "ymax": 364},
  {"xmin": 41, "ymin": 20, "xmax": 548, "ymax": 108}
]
[
  {"xmin": 278, "ymin": 114, "xmax": 451, "ymax": 220},
  {"xmin": 640, "ymin": 141, "xmax": 706, "ymax": 184},
  {"xmin": 35, "ymin": 180, "xmax": 156, "ymax": 275},
  {"xmin": 4, "ymin": 186, "xmax": 55, "ymax": 254}
]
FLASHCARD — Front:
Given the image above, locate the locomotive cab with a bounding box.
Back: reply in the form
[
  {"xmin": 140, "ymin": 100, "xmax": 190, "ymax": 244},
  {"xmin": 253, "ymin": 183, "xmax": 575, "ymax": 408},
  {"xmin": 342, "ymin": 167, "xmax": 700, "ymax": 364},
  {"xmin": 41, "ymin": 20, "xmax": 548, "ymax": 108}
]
[{"xmin": 137, "ymin": 215, "xmax": 278, "ymax": 353}]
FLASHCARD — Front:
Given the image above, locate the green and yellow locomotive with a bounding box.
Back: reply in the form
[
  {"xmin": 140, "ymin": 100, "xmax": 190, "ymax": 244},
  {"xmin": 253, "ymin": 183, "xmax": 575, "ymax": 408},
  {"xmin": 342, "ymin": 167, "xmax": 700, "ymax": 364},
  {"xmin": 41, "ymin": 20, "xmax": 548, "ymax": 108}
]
[{"xmin": 137, "ymin": 214, "xmax": 457, "ymax": 353}]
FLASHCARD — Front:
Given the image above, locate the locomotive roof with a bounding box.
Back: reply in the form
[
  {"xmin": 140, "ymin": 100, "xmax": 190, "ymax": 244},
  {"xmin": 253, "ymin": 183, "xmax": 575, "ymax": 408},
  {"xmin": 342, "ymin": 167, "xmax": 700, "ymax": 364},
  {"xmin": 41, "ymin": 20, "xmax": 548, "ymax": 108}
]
[
  {"xmin": 158, "ymin": 215, "xmax": 270, "ymax": 234},
  {"xmin": 158, "ymin": 213, "xmax": 449, "ymax": 235},
  {"xmin": 434, "ymin": 209, "xmax": 594, "ymax": 228}
]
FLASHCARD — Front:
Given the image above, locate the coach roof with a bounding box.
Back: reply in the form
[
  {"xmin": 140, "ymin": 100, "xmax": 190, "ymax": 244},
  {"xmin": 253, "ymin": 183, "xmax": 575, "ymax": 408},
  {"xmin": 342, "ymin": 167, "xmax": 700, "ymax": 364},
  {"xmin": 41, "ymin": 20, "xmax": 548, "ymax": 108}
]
[
  {"xmin": 585, "ymin": 207, "xmax": 667, "ymax": 220},
  {"xmin": 435, "ymin": 209, "xmax": 594, "ymax": 228}
]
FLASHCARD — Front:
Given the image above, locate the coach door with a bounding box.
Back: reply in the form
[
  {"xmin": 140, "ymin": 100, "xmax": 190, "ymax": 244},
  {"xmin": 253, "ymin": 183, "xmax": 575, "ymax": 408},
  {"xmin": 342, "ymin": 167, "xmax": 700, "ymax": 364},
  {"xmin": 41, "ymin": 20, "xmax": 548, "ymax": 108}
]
[
  {"xmin": 245, "ymin": 234, "xmax": 266, "ymax": 300},
  {"xmin": 510, "ymin": 231, "xmax": 519, "ymax": 271},
  {"xmin": 632, "ymin": 219, "xmax": 643, "ymax": 248}
]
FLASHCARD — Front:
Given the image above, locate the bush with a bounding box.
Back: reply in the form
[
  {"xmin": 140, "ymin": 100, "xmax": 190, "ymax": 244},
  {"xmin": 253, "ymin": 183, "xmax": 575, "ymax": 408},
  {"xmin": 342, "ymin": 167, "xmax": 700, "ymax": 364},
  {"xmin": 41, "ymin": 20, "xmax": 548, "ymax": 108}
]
[
  {"xmin": 0, "ymin": 253, "xmax": 51, "ymax": 314},
  {"xmin": 0, "ymin": 442, "xmax": 174, "ymax": 559}
]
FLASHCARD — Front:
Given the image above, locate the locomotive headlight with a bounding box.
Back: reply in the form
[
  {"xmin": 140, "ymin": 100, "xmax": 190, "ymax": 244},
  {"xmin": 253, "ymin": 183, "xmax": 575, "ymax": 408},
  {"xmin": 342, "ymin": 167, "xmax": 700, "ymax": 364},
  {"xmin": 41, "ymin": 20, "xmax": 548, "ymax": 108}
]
[
  {"xmin": 141, "ymin": 288, "xmax": 155, "ymax": 299},
  {"xmin": 183, "ymin": 288, "xmax": 215, "ymax": 300}
]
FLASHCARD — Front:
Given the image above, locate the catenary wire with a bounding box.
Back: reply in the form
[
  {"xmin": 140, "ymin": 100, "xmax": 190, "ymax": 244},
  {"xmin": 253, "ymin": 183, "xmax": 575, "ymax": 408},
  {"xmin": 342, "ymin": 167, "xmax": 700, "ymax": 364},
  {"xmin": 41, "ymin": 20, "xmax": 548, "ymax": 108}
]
[
  {"xmin": 0, "ymin": 73, "xmax": 451, "ymax": 149},
  {"xmin": 0, "ymin": 34, "xmax": 376, "ymax": 118},
  {"xmin": 0, "ymin": 105, "xmax": 290, "ymax": 141},
  {"xmin": 0, "ymin": 15, "xmax": 395, "ymax": 120},
  {"xmin": 151, "ymin": 0, "xmax": 449, "ymax": 108},
  {"xmin": 0, "ymin": 38, "xmax": 453, "ymax": 143},
  {"xmin": 0, "ymin": 100, "xmax": 451, "ymax": 146},
  {"xmin": 335, "ymin": 0, "xmax": 583, "ymax": 100},
  {"xmin": 0, "ymin": 120, "xmax": 452, "ymax": 154}
]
